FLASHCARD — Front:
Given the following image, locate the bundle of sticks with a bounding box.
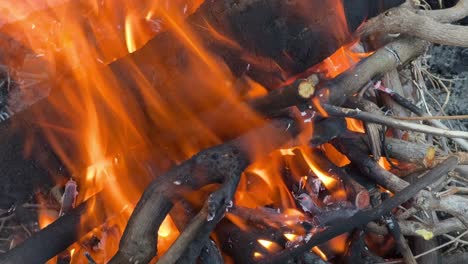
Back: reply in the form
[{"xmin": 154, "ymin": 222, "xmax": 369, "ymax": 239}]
[{"xmin": 1, "ymin": 0, "xmax": 468, "ymax": 264}]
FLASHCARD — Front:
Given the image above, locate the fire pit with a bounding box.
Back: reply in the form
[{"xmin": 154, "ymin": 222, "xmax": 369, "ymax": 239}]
[{"xmin": 0, "ymin": 0, "xmax": 467, "ymax": 263}]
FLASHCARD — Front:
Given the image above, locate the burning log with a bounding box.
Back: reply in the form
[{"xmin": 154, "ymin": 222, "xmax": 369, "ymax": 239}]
[
  {"xmin": 257, "ymin": 156, "xmax": 458, "ymax": 264},
  {"xmin": 254, "ymin": 36, "xmax": 428, "ymax": 113},
  {"xmin": 0, "ymin": 0, "xmax": 406, "ymax": 213},
  {"xmin": 228, "ymin": 206, "xmax": 308, "ymax": 232},
  {"xmin": 334, "ymin": 133, "xmax": 468, "ymax": 229},
  {"xmin": 2, "ymin": 0, "xmax": 468, "ymax": 263},
  {"xmin": 109, "ymin": 118, "xmax": 297, "ymax": 264},
  {"xmin": 261, "ymin": 158, "xmax": 457, "ymax": 263},
  {"xmin": 0, "ymin": 118, "xmax": 296, "ymax": 263},
  {"xmin": 215, "ymin": 220, "xmax": 286, "ymax": 264},
  {"xmin": 309, "ymin": 149, "xmax": 370, "ymax": 209},
  {"xmin": 169, "ymin": 201, "xmax": 225, "ymax": 264},
  {"xmin": 0, "ymin": 193, "xmax": 106, "ymax": 264}
]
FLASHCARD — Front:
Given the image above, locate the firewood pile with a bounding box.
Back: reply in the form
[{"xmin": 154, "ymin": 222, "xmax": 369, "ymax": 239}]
[{"xmin": 0, "ymin": 0, "xmax": 467, "ymax": 263}]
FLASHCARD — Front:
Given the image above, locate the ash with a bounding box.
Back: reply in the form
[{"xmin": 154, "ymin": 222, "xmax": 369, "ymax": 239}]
[{"xmin": 425, "ymin": 45, "xmax": 468, "ymax": 130}]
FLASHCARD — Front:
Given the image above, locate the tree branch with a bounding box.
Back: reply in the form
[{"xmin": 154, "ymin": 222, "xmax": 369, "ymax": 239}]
[{"xmin": 357, "ymin": 1, "xmax": 468, "ymax": 47}]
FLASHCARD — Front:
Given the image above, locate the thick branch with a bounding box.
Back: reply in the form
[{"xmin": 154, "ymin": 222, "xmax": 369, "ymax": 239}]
[
  {"xmin": 315, "ymin": 37, "xmax": 427, "ymax": 106},
  {"xmin": 0, "ymin": 193, "xmax": 106, "ymax": 264},
  {"xmin": 423, "ymin": 0, "xmax": 468, "ymax": 23},
  {"xmin": 358, "ymin": 2, "xmax": 468, "ymax": 47},
  {"xmin": 253, "ymin": 37, "xmax": 427, "ymax": 113}
]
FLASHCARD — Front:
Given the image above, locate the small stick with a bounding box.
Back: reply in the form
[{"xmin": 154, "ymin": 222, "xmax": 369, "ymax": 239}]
[
  {"xmin": 367, "ymin": 217, "xmax": 466, "ymax": 238},
  {"xmin": 258, "ymin": 157, "xmax": 458, "ymax": 264},
  {"xmin": 393, "ymin": 115, "xmax": 468, "ymax": 121},
  {"xmin": 323, "ymin": 104, "xmax": 468, "ymax": 140},
  {"xmin": 382, "ymin": 193, "xmax": 417, "ymax": 264},
  {"xmin": 387, "ymin": 216, "xmax": 417, "ymax": 264}
]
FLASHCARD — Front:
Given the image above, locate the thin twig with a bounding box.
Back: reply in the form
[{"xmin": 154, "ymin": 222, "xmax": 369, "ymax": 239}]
[
  {"xmin": 393, "ymin": 115, "xmax": 468, "ymax": 121},
  {"xmin": 323, "ymin": 104, "xmax": 468, "ymax": 139}
]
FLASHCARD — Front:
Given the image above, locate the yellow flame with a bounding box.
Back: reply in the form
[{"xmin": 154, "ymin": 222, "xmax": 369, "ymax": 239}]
[
  {"xmin": 258, "ymin": 239, "xmax": 274, "ymax": 249},
  {"xmin": 312, "ymin": 247, "xmax": 328, "ymax": 261},
  {"xmin": 125, "ymin": 15, "xmax": 137, "ymax": 53},
  {"xmin": 284, "ymin": 233, "xmax": 298, "ymax": 241}
]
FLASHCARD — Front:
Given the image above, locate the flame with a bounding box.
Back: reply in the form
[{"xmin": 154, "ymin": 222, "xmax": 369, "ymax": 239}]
[
  {"xmin": 4, "ymin": 0, "xmax": 373, "ymax": 262},
  {"xmin": 284, "ymin": 233, "xmax": 298, "ymax": 241},
  {"xmin": 258, "ymin": 239, "xmax": 274, "ymax": 250},
  {"xmin": 70, "ymin": 248, "xmax": 76, "ymax": 257},
  {"xmin": 2, "ymin": 0, "xmax": 263, "ymax": 262},
  {"xmin": 258, "ymin": 239, "xmax": 281, "ymax": 253},
  {"xmin": 158, "ymin": 216, "xmax": 179, "ymax": 238},
  {"xmin": 299, "ymin": 147, "xmax": 345, "ymax": 200},
  {"xmin": 312, "ymin": 247, "xmax": 328, "ymax": 261},
  {"xmin": 36, "ymin": 193, "xmax": 57, "ymax": 229},
  {"xmin": 321, "ymin": 144, "xmax": 350, "ymax": 167},
  {"xmin": 312, "ymin": 41, "xmax": 373, "ymax": 78},
  {"xmin": 346, "ymin": 118, "xmax": 365, "ymax": 133},
  {"xmin": 328, "ymin": 234, "xmax": 348, "ymax": 254}
]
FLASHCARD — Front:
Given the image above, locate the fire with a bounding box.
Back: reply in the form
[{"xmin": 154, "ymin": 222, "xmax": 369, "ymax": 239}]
[
  {"xmin": 3, "ymin": 0, "xmax": 375, "ymax": 262},
  {"xmin": 312, "ymin": 247, "xmax": 328, "ymax": 261},
  {"xmin": 346, "ymin": 118, "xmax": 365, "ymax": 133},
  {"xmin": 37, "ymin": 201, "xmax": 57, "ymax": 229},
  {"xmin": 284, "ymin": 233, "xmax": 298, "ymax": 241},
  {"xmin": 257, "ymin": 239, "xmax": 280, "ymax": 252},
  {"xmin": 3, "ymin": 0, "xmax": 262, "ymax": 262},
  {"xmin": 312, "ymin": 41, "xmax": 373, "ymax": 79}
]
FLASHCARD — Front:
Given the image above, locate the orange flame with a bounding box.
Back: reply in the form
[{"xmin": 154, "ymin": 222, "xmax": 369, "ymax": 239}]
[
  {"xmin": 312, "ymin": 247, "xmax": 328, "ymax": 261},
  {"xmin": 3, "ymin": 0, "xmax": 372, "ymax": 262},
  {"xmin": 312, "ymin": 42, "xmax": 373, "ymax": 78}
]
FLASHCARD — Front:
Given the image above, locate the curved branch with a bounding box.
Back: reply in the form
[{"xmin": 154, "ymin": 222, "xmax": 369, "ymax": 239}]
[
  {"xmin": 358, "ymin": 2, "xmax": 468, "ymax": 47},
  {"xmin": 422, "ymin": 0, "xmax": 468, "ymax": 23},
  {"xmin": 108, "ymin": 118, "xmax": 297, "ymax": 264}
]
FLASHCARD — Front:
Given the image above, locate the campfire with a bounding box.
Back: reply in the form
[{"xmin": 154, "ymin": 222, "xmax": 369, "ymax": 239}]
[{"xmin": 0, "ymin": 0, "xmax": 468, "ymax": 263}]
